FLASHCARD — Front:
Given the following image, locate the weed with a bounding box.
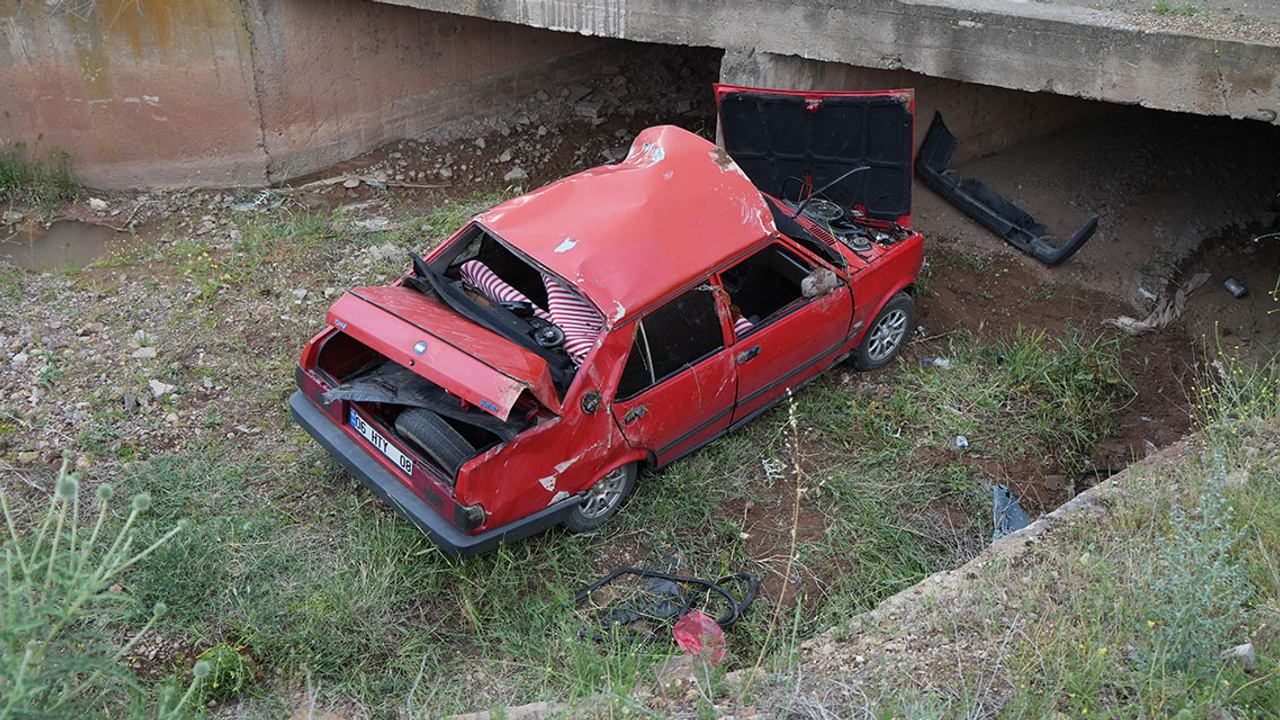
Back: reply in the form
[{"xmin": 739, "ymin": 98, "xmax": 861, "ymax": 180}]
[
  {"xmin": 0, "ymin": 458, "xmax": 202, "ymax": 717},
  {"xmin": 194, "ymin": 642, "xmax": 258, "ymax": 705},
  {"xmin": 1192, "ymin": 337, "xmax": 1280, "ymax": 452},
  {"xmin": 1136, "ymin": 469, "xmax": 1250, "ymax": 674},
  {"xmin": 1022, "ymin": 284, "xmax": 1055, "ymax": 302},
  {"xmin": 1154, "ymin": 0, "xmax": 1206, "ymax": 15},
  {"xmin": 0, "ymin": 139, "xmax": 76, "ymax": 214}
]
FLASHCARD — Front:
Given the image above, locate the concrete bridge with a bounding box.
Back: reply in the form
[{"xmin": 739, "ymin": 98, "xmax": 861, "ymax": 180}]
[
  {"xmin": 2, "ymin": 0, "xmax": 1277, "ymax": 188},
  {"xmin": 383, "ymin": 0, "xmax": 1280, "ymax": 125}
]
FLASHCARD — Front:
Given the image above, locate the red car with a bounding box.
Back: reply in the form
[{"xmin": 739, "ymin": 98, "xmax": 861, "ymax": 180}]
[{"xmin": 290, "ymin": 86, "xmax": 924, "ymax": 557}]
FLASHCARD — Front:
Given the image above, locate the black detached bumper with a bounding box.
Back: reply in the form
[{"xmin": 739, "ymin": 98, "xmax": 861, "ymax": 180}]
[{"xmin": 289, "ymin": 391, "xmax": 580, "ymax": 558}]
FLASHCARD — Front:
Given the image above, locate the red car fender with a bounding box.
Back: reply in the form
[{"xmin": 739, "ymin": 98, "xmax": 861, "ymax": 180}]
[
  {"xmin": 848, "ymin": 237, "xmax": 923, "ymax": 345},
  {"xmin": 454, "ymin": 318, "xmax": 635, "ymax": 531}
]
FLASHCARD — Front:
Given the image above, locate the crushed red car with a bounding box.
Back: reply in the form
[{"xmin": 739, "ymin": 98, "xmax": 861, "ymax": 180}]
[{"xmin": 290, "ymin": 86, "xmax": 924, "ymax": 557}]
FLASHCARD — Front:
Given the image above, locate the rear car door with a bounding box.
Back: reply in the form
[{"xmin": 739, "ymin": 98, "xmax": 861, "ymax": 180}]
[
  {"xmin": 721, "ymin": 241, "xmax": 852, "ymax": 425},
  {"xmin": 610, "ymin": 283, "xmax": 737, "ymax": 466}
]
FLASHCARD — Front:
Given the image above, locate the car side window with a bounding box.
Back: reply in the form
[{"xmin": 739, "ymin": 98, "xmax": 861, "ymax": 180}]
[
  {"xmin": 718, "ymin": 243, "xmax": 814, "ymax": 333},
  {"xmin": 615, "ymin": 285, "xmax": 724, "ymax": 400}
]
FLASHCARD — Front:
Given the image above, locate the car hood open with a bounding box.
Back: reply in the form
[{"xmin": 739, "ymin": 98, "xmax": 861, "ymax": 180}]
[
  {"xmin": 715, "ymin": 85, "xmax": 915, "ymax": 225},
  {"xmin": 327, "ymin": 286, "xmax": 561, "ymax": 421}
]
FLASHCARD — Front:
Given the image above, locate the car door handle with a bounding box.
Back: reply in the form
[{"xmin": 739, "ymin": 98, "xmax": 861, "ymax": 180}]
[
  {"xmin": 737, "ymin": 345, "xmax": 761, "ymax": 364},
  {"xmin": 622, "ymin": 406, "xmax": 647, "ymax": 425}
]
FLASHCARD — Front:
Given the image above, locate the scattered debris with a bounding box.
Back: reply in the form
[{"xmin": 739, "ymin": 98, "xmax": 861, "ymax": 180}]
[
  {"xmin": 1103, "ymin": 271, "xmax": 1209, "ymax": 335},
  {"xmin": 286, "ymin": 174, "xmax": 448, "ymax": 193},
  {"xmin": 992, "ymin": 484, "xmax": 1031, "ymax": 539},
  {"xmin": 672, "ymin": 609, "xmax": 726, "ymax": 665},
  {"xmin": 1222, "ymin": 276, "xmax": 1248, "ymax": 298},
  {"xmin": 574, "ymin": 566, "xmax": 757, "ymax": 644},
  {"xmin": 916, "ymin": 112, "xmax": 1099, "ymax": 266},
  {"xmin": 87, "ymin": 197, "xmax": 110, "ymax": 213}
]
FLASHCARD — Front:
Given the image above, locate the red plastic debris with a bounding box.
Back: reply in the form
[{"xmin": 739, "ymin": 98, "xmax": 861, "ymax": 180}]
[{"xmin": 672, "ymin": 610, "xmax": 726, "ymax": 665}]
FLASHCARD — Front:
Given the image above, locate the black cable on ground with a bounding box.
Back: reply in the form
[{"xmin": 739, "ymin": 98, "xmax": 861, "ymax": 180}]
[{"xmin": 574, "ymin": 567, "xmax": 759, "ymax": 643}]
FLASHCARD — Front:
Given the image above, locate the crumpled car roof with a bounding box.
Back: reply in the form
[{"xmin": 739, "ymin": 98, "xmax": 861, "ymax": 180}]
[{"xmin": 477, "ymin": 125, "xmax": 776, "ymax": 325}]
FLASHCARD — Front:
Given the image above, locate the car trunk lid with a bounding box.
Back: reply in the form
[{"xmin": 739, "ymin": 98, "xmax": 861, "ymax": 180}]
[
  {"xmin": 328, "ymin": 286, "xmax": 561, "ymax": 420},
  {"xmin": 714, "ymin": 85, "xmax": 915, "ymax": 225}
]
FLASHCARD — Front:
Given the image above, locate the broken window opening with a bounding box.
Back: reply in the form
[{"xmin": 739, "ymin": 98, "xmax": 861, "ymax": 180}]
[
  {"xmin": 719, "ymin": 243, "xmax": 813, "ymax": 334},
  {"xmin": 615, "ymin": 284, "xmax": 724, "ymax": 401}
]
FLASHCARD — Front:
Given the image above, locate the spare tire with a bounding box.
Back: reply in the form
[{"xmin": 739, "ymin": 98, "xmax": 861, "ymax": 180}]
[{"xmin": 394, "ymin": 408, "xmax": 474, "ymax": 477}]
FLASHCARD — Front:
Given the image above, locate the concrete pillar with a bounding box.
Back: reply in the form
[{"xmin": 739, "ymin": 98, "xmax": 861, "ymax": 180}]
[{"xmin": 0, "ymin": 0, "xmax": 267, "ymax": 189}]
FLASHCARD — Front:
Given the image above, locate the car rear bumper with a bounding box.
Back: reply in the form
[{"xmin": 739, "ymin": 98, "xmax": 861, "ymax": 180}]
[{"xmin": 289, "ymin": 390, "xmax": 580, "ymax": 558}]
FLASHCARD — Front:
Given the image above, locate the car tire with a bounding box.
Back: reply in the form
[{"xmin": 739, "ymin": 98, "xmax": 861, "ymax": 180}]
[
  {"xmin": 853, "ymin": 292, "xmax": 915, "ymax": 371},
  {"xmin": 563, "ymin": 463, "xmax": 637, "ymax": 533},
  {"xmin": 394, "ymin": 408, "xmax": 474, "ymax": 476}
]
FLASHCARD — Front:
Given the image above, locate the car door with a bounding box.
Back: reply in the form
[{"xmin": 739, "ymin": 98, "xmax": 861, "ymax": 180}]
[
  {"xmin": 610, "ymin": 283, "xmax": 737, "ymax": 467},
  {"xmin": 721, "ymin": 241, "xmax": 852, "ymax": 426}
]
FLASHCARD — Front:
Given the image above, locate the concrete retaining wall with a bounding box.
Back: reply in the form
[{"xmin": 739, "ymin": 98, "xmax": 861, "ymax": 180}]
[
  {"xmin": 0, "ymin": 0, "xmax": 265, "ymax": 188},
  {"xmin": 245, "ymin": 0, "xmax": 604, "ymax": 183},
  {"xmin": 0, "ymin": 0, "xmax": 605, "ymax": 189}
]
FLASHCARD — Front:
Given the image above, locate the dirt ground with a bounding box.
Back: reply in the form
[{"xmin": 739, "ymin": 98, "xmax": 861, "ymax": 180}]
[{"xmin": 2, "ymin": 43, "xmax": 1278, "ymax": 717}]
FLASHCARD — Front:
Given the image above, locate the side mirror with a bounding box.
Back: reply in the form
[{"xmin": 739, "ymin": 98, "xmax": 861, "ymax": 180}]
[
  {"xmin": 801, "ymin": 268, "xmax": 840, "ymax": 298},
  {"xmin": 581, "ymin": 390, "xmax": 601, "ymax": 414}
]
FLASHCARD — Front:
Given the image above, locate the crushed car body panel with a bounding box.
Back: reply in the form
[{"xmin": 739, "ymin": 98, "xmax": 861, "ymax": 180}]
[
  {"xmin": 715, "ymin": 85, "xmax": 915, "ymax": 226},
  {"xmin": 477, "ymin": 125, "xmax": 775, "ymax": 323},
  {"xmin": 328, "ymin": 286, "xmax": 560, "ymax": 420},
  {"xmin": 294, "ymin": 98, "xmax": 926, "ymax": 556},
  {"xmin": 915, "ymin": 112, "xmax": 1099, "ymax": 266}
]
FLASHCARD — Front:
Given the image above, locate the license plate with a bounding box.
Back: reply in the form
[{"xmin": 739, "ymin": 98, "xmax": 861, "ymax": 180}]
[{"xmin": 350, "ymin": 410, "xmax": 414, "ymax": 477}]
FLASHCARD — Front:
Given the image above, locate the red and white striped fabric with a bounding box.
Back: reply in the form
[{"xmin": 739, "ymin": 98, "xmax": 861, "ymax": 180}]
[
  {"xmin": 460, "ymin": 260, "xmax": 554, "ymax": 323},
  {"xmin": 460, "ymin": 260, "xmax": 602, "ymax": 363},
  {"xmin": 733, "ymin": 316, "xmax": 754, "ymax": 336},
  {"xmin": 543, "ymin": 275, "xmax": 603, "ymax": 362}
]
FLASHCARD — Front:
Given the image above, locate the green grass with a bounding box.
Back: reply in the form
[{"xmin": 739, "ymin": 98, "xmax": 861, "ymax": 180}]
[
  {"xmin": 1153, "ymin": 0, "xmax": 1206, "ymax": 16},
  {"xmin": 816, "ymin": 346, "xmax": 1280, "ymax": 718},
  {"xmin": 95, "ymin": 323, "xmax": 1131, "ymax": 715},
  {"xmin": 0, "ymin": 140, "xmax": 76, "ymax": 215}
]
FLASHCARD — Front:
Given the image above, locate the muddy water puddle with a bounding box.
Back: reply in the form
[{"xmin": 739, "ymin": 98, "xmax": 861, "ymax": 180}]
[{"xmin": 0, "ymin": 220, "xmax": 118, "ymax": 270}]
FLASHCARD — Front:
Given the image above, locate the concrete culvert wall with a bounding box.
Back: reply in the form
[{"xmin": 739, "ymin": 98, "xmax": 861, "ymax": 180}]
[{"xmin": 0, "ymin": 0, "xmax": 621, "ymax": 189}]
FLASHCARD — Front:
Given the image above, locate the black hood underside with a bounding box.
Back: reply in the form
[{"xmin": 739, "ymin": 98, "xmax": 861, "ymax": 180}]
[{"xmin": 717, "ymin": 88, "xmax": 914, "ymax": 223}]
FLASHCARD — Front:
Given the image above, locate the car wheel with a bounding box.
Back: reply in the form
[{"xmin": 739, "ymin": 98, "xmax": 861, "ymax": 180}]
[
  {"xmin": 395, "ymin": 408, "xmax": 474, "ymax": 476},
  {"xmin": 853, "ymin": 292, "xmax": 915, "ymax": 370},
  {"xmin": 563, "ymin": 463, "xmax": 637, "ymax": 533}
]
